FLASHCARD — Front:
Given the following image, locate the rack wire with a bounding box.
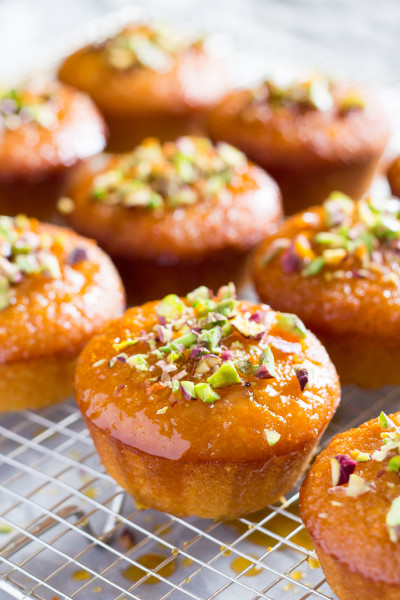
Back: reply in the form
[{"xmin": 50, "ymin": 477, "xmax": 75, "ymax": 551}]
[
  {"xmin": 1, "ymin": 4, "xmax": 400, "ymax": 599},
  {"xmin": 1, "ymin": 384, "xmax": 399, "ymax": 600}
]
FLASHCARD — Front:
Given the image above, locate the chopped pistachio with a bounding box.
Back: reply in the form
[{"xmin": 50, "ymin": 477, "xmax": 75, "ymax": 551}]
[
  {"xmin": 186, "ymin": 286, "xmax": 210, "ymax": 305},
  {"xmin": 302, "ymin": 256, "xmax": 325, "ymax": 277},
  {"xmin": 379, "ymin": 412, "xmax": 389, "ymax": 429},
  {"xmin": 126, "ymin": 354, "xmax": 149, "ymax": 371},
  {"xmin": 207, "ymin": 361, "xmax": 241, "ymax": 388},
  {"xmin": 276, "ymin": 312, "xmax": 307, "ymax": 339},
  {"xmin": 338, "ymin": 93, "xmax": 366, "ymax": 113},
  {"xmin": 331, "ymin": 457, "xmax": 341, "ymax": 487},
  {"xmin": 345, "ymin": 474, "xmax": 370, "ymax": 498},
  {"xmin": 231, "ymin": 314, "xmax": 265, "ymax": 338},
  {"xmin": 386, "ymin": 496, "xmax": 400, "ymax": 542},
  {"xmin": 92, "ymin": 359, "xmax": 107, "ymax": 368},
  {"xmin": 388, "ymin": 456, "xmax": 400, "ymax": 473},
  {"xmin": 254, "ymin": 346, "xmax": 276, "ymax": 379},
  {"xmin": 194, "ymin": 383, "xmax": 220, "ymax": 404},
  {"xmin": 157, "ymin": 294, "xmax": 185, "ymax": 322},
  {"xmin": 264, "ymin": 429, "xmax": 280, "ymax": 446},
  {"xmin": 180, "ymin": 380, "xmax": 196, "ymax": 400}
]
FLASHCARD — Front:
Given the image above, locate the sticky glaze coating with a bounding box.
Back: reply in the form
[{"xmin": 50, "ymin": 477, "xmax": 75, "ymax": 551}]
[
  {"xmin": 0, "ymin": 218, "xmax": 125, "ymax": 411},
  {"xmin": 300, "ymin": 412, "xmax": 400, "ymax": 600},
  {"xmin": 208, "ymin": 78, "xmax": 390, "ymax": 214},
  {"xmin": 0, "ymin": 81, "xmax": 106, "ymax": 218},
  {"xmin": 58, "ymin": 24, "xmax": 228, "ymax": 151},
  {"xmin": 387, "ymin": 155, "xmax": 400, "ymax": 198},
  {"xmin": 75, "ymin": 287, "xmax": 339, "ymax": 518},
  {"xmin": 65, "ymin": 137, "xmax": 282, "ymax": 302},
  {"xmin": 253, "ymin": 194, "xmax": 400, "ymax": 387}
]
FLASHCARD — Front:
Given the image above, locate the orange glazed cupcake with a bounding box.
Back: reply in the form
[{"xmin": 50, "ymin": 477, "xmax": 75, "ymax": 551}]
[
  {"xmin": 300, "ymin": 411, "xmax": 400, "ymax": 600},
  {"xmin": 0, "ymin": 215, "xmax": 125, "ymax": 412},
  {"xmin": 63, "ymin": 136, "xmax": 282, "ymax": 302},
  {"xmin": 208, "ymin": 76, "xmax": 390, "ymax": 214},
  {"xmin": 253, "ymin": 192, "xmax": 400, "ymax": 388},
  {"xmin": 58, "ymin": 23, "xmax": 228, "ymax": 152},
  {"xmin": 75, "ymin": 283, "xmax": 340, "ymax": 519},
  {"xmin": 0, "ymin": 81, "xmax": 106, "ymax": 219}
]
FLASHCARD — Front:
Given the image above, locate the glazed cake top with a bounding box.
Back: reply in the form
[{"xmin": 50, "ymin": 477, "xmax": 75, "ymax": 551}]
[
  {"xmin": 241, "ymin": 75, "xmax": 367, "ymax": 120},
  {"xmin": 260, "ymin": 192, "xmax": 400, "ymax": 284},
  {"xmin": 92, "ymin": 23, "xmax": 203, "ymax": 72},
  {"xmin": 76, "ymin": 283, "xmax": 340, "ymax": 461},
  {"xmin": 301, "ymin": 411, "xmax": 400, "ymax": 584},
  {"xmin": 88, "ymin": 137, "xmax": 250, "ymax": 211},
  {"xmin": 0, "ymin": 215, "xmax": 89, "ymax": 312},
  {"xmin": 0, "ymin": 85, "xmax": 61, "ymax": 133}
]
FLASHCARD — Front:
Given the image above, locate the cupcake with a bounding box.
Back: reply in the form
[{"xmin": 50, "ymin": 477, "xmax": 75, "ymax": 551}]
[
  {"xmin": 0, "ymin": 214, "xmax": 125, "ymax": 412},
  {"xmin": 300, "ymin": 411, "xmax": 400, "ymax": 600},
  {"xmin": 58, "ymin": 23, "xmax": 228, "ymax": 152},
  {"xmin": 253, "ymin": 192, "xmax": 400, "ymax": 388},
  {"xmin": 208, "ymin": 75, "xmax": 390, "ymax": 214},
  {"xmin": 0, "ymin": 81, "xmax": 106, "ymax": 219},
  {"xmin": 75, "ymin": 283, "xmax": 340, "ymax": 519},
  {"xmin": 63, "ymin": 136, "xmax": 282, "ymax": 303}
]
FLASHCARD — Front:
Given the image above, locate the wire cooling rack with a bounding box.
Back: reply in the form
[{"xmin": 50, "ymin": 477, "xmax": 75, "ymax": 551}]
[
  {"xmin": 2, "ymin": 4, "xmax": 400, "ymax": 600},
  {"xmin": 1, "ymin": 385, "xmax": 400, "ymax": 600}
]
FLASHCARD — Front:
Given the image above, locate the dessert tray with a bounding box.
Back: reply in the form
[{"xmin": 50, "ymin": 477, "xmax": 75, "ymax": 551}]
[{"xmin": 1, "ymin": 5, "xmax": 400, "ymax": 600}]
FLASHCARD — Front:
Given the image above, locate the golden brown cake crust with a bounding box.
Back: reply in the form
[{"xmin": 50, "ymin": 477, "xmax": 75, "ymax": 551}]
[
  {"xmin": 66, "ymin": 153, "xmax": 282, "ymax": 263},
  {"xmin": 75, "ymin": 299, "xmax": 339, "ymax": 463},
  {"xmin": 253, "ymin": 207, "xmax": 400, "ymax": 339},
  {"xmin": 0, "ymin": 82, "xmax": 106, "ymax": 181},
  {"xmin": 300, "ymin": 412, "xmax": 400, "ymax": 591},
  {"xmin": 75, "ymin": 290, "xmax": 339, "ymax": 517},
  {"xmin": 208, "ymin": 86, "xmax": 389, "ymax": 169},
  {"xmin": 0, "ymin": 222, "xmax": 125, "ymax": 365},
  {"xmin": 58, "ymin": 30, "xmax": 227, "ymax": 118}
]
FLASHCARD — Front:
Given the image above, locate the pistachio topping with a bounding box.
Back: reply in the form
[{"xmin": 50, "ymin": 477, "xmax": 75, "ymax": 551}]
[
  {"xmin": 244, "ymin": 76, "xmax": 366, "ymax": 118},
  {"xmin": 264, "ymin": 429, "xmax": 281, "ymax": 446},
  {"xmin": 386, "ymin": 496, "xmax": 400, "ymax": 543},
  {"xmin": 101, "ymin": 24, "xmax": 202, "ymax": 71},
  {"xmin": 328, "ymin": 413, "xmax": 400, "ymax": 542},
  {"xmin": 90, "ymin": 137, "xmax": 247, "ymax": 210},
  {"xmin": 0, "ymin": 215, "xmax": 73, "ymax": 310},
  {"xmin": 0, "ymin": 87, "xmax": 60, "ymax": 132},
  {"xmin": 263, "ymin": 193, "xmax": 400, "ymax": 282},
  {"xmin": 101, "ymin": 283, "xmax": 313, "ymax": 408}
]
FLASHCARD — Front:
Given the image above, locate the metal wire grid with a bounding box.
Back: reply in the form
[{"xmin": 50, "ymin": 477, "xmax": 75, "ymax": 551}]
[
  {"xmin": 1, "ymin": 5, "xmax": 400, "ymax": 600},
  {"xmin": 1, "ymin": 384, "xmax": 399, "ymax": 600}
]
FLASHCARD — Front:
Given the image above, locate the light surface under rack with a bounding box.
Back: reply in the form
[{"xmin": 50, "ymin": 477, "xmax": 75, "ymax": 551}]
[{"xmin": 1, "ymin": 384, "xmax": 400, "ymax": 600}]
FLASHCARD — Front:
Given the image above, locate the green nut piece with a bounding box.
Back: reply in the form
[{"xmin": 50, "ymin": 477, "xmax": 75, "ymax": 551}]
[
  {"xmin": 186, "ymin": 286, "xmax": 211, "ymax": 306},
  {"xmin": 302, "ymin": 256, "xmax": 325, "ymax": 277},
  {"xmin": 207, "ymin": 361, "xmax": 241, "ymax": 388},
  {"xmin": 194, "ymin": 383, "xmax": 220, "ymax": 404},
  {"xmin": 126, "ymin": 354, "xmax": 149, "ymax": 371},
  {"xmin": 157, "ymin": 294, "xmax": 185, "ymax": 322},
  {"xmin": 276, "ymin": 313, "xmax": 307, "ymax": 339},
  {"xmin": 180, "ymin": 380, "xmax": 196, "ymax": 400},
  {"xmin": 388, "ymin": 455, "xmax": 400, "ymax": 473}
]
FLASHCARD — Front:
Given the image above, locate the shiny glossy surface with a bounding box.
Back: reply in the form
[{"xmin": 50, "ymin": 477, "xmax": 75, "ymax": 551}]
[
  {"xmin": 66, "ymin": 152, "xmax": 282, "ymax": 262},
  {"xmin": 75, "ymin": 299, "xmax": 339, "ymax": 462},
  {"xmin": 208, "ymin": 85, "xmax": 389, "ymax": 170},
  {"xmin": 58, "ymin": 28, "xmax": 227, "ymax": 118},
  {"xmin": 254, "ymin": 206, "xmax": 400, "ymax": 338},
  {"xmin": 0, "ymin": 221, "xmax": 125, "ymax": 364},
  {"xmin": 0, "ymin": 81, "xmax": 106, "ymax": 180},
  {"xmin": 300, "ymin": 412, "xmax": 400, "ymax": 585}
]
